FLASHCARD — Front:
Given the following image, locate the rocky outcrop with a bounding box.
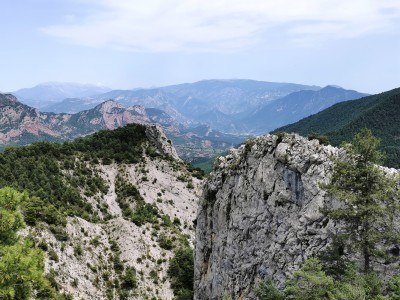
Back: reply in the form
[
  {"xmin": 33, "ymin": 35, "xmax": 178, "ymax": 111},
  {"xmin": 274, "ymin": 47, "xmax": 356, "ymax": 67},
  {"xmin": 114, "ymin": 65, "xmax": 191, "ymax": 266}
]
[
  {"xmin": 145, "ymin": 125, "xmax": 181, "ymax": 161},
  {"xmin": 194, "ymin": 133, "xmax": 343, "ymax": 299}
]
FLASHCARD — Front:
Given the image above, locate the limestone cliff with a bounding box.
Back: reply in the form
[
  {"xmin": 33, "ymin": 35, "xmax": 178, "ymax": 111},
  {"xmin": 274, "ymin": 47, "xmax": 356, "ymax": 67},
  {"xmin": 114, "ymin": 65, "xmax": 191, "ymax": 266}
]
[
  {"xmin": 194, "ymin": 133, "xmax": 343, "ymax": 299},
  {"xmin": 145, "ymin": 124, "xmax": 181, "ymax": 161}
]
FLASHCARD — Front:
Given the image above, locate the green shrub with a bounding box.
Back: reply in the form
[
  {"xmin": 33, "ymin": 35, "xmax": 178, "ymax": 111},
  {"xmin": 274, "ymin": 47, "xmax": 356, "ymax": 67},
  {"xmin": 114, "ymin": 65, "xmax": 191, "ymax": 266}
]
[
  {"xmin": 168, "ymin": 247, "xmax": 193, "ymax": 298},
  {"xmin": 254, "ymin": 278, "xmax": 285, "ymax": 300},
  {"xmin": 48, "ymin": 249, "xmax": 59, "ymax": 262},
  {"xmin": 275, "ymin": 131, "xmax": 286, "ymax": 144},
  {"xmin": 131, "ymin": 203, "xmax": 159, "ymax": 226},
  {"xmin": 37, "ymin": 239, "xmax": 48, "ymax": 251},
  {"xmin": 307, "ymin": 132, "xmax": 329, "ymax": 145},
  {"xmin": 174, "ymin": 289, "xmax": 194, "ymax": 300},
  {"xmin": 90, "ymin": 236, "xmax": 101, "ymax": 247},
  {"xmin": 49, "ymin": 225, "xmax": 69, "ymax": 241},
  {"xmin": 74, "ymin": 244, "xmax": 83, "ymax": 256},
  {"xmin": 113, "ymin": 254, "xmax": 124, "ymax": 273},
  {"xmin": 244, "ymin": 138, "xmax": 256, "ymax": 154},
  {"xmin": 121, "ymin": 267, "xmax": 137, "ymax": 290},
  {"xmin": 159, "ymin": 235, "xmax": 173, "ymax": 250},
  {"xmin": 110, "ymin": 240, "xmax": 120, "ymax": 252}
]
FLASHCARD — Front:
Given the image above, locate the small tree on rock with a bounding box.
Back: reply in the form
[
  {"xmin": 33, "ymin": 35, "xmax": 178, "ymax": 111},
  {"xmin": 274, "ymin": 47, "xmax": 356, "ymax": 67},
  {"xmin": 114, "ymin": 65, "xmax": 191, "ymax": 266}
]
[{"xmin": 323, "ymin": 128, "xmax": 400, "ymax": 273}]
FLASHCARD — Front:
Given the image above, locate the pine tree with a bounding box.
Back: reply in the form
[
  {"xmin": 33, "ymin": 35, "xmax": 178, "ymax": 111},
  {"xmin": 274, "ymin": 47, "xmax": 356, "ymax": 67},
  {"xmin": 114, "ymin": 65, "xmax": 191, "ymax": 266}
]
[
  {"xmin": 285, "ymin": 257, "xmax": 335, "ymax": 300},
  {"xmin": 0, "ymin": 187, "xmax": 57, "ymax": 299},
  {"xmin": 323, "ymin": 128, "xmax": 400, "ymax": 273}
]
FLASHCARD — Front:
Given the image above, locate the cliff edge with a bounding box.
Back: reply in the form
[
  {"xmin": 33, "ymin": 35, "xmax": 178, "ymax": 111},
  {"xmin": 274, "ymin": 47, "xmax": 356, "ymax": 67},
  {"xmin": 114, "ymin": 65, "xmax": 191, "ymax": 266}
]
[{"xmin": 194, "ymin": 133, "xmax": 342, "ymax": 299}]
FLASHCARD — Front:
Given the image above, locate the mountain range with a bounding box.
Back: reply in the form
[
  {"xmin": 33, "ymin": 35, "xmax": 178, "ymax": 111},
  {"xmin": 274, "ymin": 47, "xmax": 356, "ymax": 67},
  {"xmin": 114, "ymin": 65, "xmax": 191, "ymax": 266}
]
[
  {"xmin": 3, "ymin": 79, "xmax": 400, "ymax": 299},
  {"xmin": 14, "ymin": 79, "xmax": 367, "ymax": 136},
  {"xmin": 0, "ymin": 93, "xmax": 243, "ymax": 162},
  {"xmin": 244, "ymin": 85, "xmax": 368, "ymax": 133},
  {"xmin": 13, "ymin": 82, "xmax": 111, "ymax": 109}
]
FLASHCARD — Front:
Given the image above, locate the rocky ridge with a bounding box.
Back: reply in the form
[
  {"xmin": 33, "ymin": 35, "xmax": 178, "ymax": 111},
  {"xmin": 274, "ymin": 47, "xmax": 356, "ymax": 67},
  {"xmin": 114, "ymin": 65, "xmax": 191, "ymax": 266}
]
[
  {"xmin": 194, "ymin": 133, "xmax": 344, "ymax": 299},
  {"xmin": 0, "ymin": 94, "xmax": 158, "ymax": 145},
  {"xmin": 19, "ymin": 124, "xmax": 203, "ymax": 299}
]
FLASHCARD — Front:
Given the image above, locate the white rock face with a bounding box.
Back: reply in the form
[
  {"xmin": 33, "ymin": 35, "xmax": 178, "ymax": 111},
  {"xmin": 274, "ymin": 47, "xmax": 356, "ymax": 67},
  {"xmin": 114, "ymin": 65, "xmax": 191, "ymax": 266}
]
[
  {"xmin": 194, "ymin": 133, "xmax": 344, "ymax": 299},
  {"xmin": 145, "ymin": 125, "xmax": 181, "ymax": 161}
]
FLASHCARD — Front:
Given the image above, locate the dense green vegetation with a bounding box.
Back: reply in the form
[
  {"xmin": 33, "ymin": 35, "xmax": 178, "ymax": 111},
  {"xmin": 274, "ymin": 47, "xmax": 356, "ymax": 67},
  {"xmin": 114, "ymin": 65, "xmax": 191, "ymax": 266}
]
[
  {"xmin": 274, "ymin": 88, "xmax": 400, "ymax": 168},
  {"xmin": 256, "ymin": 257, "xmax": 400, "ymax": 300},
  {"xmin": 0, "ymin": 124, "xmax": 149, "ymax": 225},
  {"xmin": 0, "ymin": 187, "xmax": 60, "ymax": 299},
  {"xmin": 192, "ymin": 150, "xmax": 232, "ymax": 174},
  {"xmin": 192, "ymin": 157, "xmax": 214, "ymax": 174},
  {"xmin": 168, "ymin": 247, "xmax": 194, "ymax": 300},
  {"xmin": 115, "ymin": 174, "xmax": 160, "ymax": 226}
]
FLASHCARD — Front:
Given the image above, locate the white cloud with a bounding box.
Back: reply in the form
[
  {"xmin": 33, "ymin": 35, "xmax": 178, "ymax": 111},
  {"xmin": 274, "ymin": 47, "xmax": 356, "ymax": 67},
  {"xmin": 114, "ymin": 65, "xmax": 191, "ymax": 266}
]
[{"xmin": 43, "ymin": 0, "xmax": 400, "ymax": 52}]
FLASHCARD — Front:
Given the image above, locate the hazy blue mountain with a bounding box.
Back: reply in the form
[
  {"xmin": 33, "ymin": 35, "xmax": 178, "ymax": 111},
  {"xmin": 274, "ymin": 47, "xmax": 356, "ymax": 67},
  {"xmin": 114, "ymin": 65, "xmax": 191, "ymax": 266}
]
[
  {"xmin": 41, "ymin": 98, "xmax": 97, "ymax": 113},
  {"xmin": 13, "ymin": 80, "xmax": 369, "ymax": 137},
  {"xmin": 13, "ymin": 82, "xmax": 111, "ymax": 109},
  {"xmin": 42, "ymin": 79, "xmax": 321, "ymax": 132},
  {"xmin": 244, "ymin": 86, "xmax": 368, "ymax": 134}
]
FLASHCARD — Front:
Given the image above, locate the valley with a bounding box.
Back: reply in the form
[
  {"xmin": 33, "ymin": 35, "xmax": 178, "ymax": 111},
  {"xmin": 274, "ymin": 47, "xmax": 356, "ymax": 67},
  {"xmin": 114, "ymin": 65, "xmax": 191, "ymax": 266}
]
[
  {"xmin": 2, "ymin": 1, "xmax": 399, "ymax": 299},
  {"xmin": 1, "ymin": 80, "xmax": 400, "ymax": 299}
]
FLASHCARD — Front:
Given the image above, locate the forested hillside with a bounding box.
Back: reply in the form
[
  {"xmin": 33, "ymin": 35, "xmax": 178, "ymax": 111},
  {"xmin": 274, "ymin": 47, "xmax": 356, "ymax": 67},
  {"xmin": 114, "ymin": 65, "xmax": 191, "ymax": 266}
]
[
  {"xmin": 274, "ymin": 87, "xmax": 400, "ymax": 168},
  {"xmin": 0, "ymin": 124, "xmax": 149, "ymax": 225},
  {"xmin": 0, "ymin": 123, "xmax": 203, "ymax": 299}
]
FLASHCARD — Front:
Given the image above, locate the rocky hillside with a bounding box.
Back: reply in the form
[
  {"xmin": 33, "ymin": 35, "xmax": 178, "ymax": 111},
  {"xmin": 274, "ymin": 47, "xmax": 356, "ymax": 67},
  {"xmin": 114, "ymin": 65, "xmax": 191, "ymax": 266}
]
[
  {"xmin": 1, "ymin": 124, "xmax": 202, "ymax": 299},
  {"xmin": 0, "ymin": 94, "xmax": 148, "ymax": 145},
  {"xmin": 194, "ymin": 133, "xmax": 399, "ymax": 299},
  {"xmin": 0, "ymin": 94, "xmax": 172, "ymax": 145}
]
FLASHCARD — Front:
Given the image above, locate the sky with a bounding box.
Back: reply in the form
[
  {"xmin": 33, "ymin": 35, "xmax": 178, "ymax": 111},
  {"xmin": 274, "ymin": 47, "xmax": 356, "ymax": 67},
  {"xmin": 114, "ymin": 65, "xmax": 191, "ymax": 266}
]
[{"xmin": 1, "ymin": 0, "xmax": 400, "ymax": 94}]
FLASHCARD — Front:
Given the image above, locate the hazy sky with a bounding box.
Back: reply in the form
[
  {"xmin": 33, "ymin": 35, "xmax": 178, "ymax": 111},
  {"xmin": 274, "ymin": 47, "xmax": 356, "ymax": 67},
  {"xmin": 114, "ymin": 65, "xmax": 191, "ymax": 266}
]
[{"xmin": 1, "ymin": 0, "xmax": 400, "ymax": 93}]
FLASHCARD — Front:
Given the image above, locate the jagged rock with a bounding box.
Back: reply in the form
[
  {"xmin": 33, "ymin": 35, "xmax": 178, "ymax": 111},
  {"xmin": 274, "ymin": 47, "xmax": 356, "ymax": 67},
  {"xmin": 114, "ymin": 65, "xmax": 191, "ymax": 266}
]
[
  {"xmin": 145, "ymin": 125, "xmax": 181, "ymax": 161},
  {"xmin": 194, "ymin": 133, "xmax": 344, "ymax": 299}
]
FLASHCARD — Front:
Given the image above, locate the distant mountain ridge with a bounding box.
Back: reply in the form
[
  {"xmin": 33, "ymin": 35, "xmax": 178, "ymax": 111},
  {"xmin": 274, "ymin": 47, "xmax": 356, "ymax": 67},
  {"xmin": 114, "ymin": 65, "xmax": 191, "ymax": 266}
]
[
  {"xmin": 243, "ymin": 85, "xmax": 368, "ymax": 133},
  {"xmin": 0, "ymin": 94, "xmax": 158, "ymax": 145},
  {"xmin": 13, "ymin": 82, "xmax": 112, "ymax": 109},
  {"xmin": 41, "ymin": 79, "xmax": 322, "ymax": 132},
  {"xmin": 36, "ymin": 79, "xmax": 368, "ymax": 135},
  {"xmin": 274, "ymin": 87, "xmax": 400, "ymax": 168},
  {"xmin": 0, "ymin": 93, "xmax": 244, "ymax": 161}
]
